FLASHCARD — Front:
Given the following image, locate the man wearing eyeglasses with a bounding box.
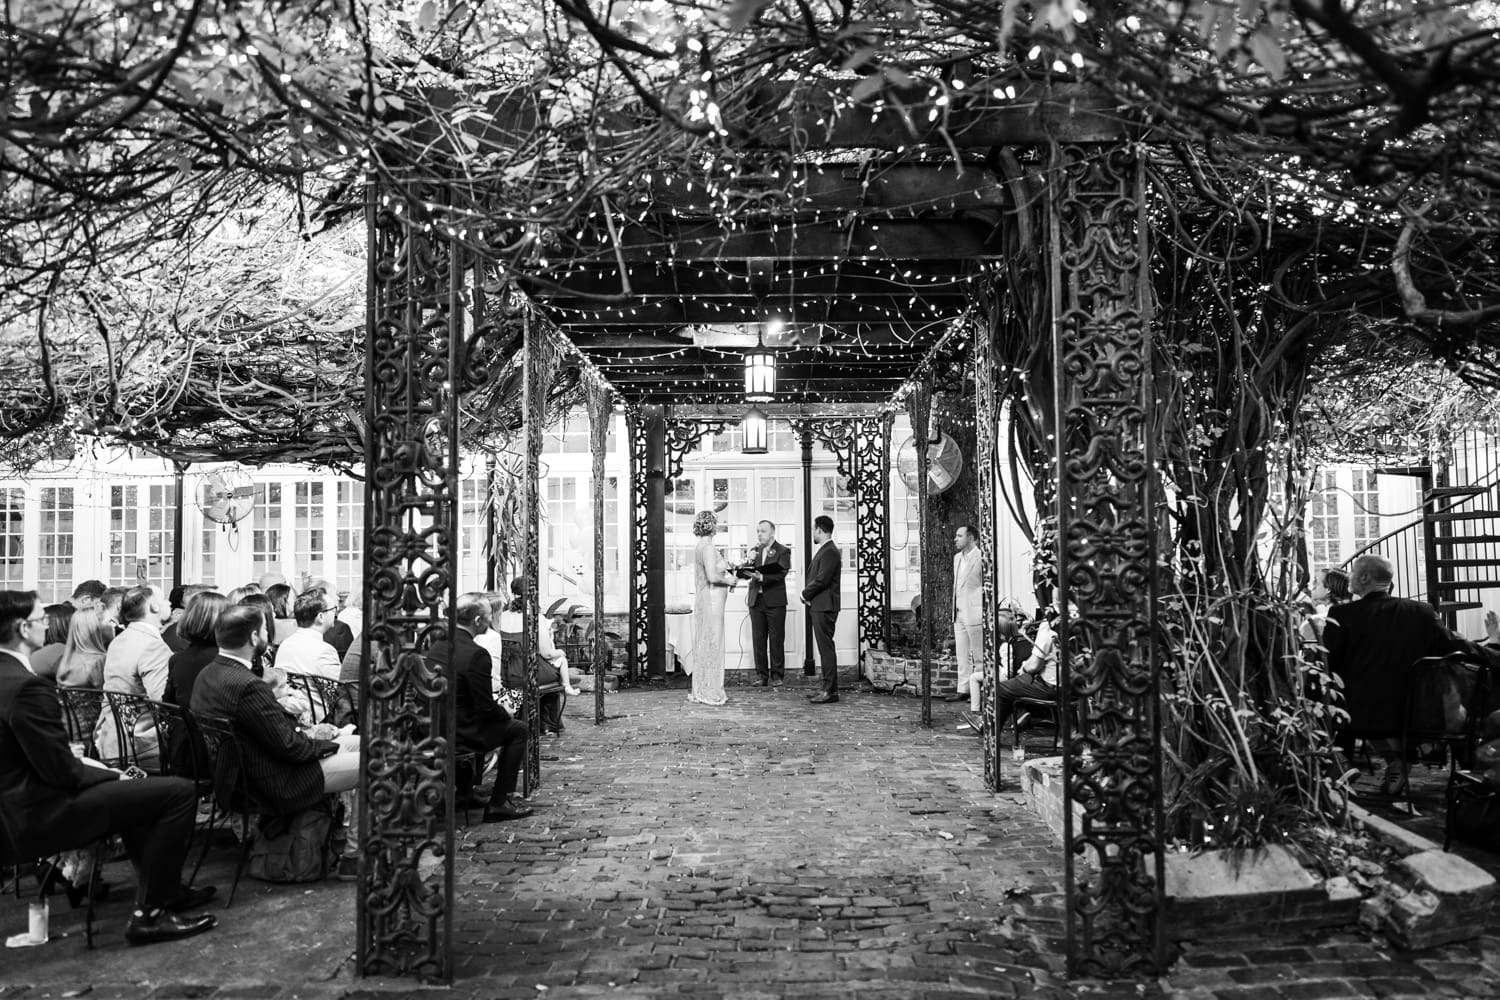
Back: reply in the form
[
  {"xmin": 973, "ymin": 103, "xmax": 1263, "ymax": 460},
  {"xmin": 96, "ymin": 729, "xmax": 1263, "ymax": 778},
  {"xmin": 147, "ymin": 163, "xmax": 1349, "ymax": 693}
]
[
  {"xmin": 0, "ymin": 590, "xmax": 218, "ymax": 944},
  {"xmin": 274, "ymin": 590, "xmax": 344, "ymax": 679}
]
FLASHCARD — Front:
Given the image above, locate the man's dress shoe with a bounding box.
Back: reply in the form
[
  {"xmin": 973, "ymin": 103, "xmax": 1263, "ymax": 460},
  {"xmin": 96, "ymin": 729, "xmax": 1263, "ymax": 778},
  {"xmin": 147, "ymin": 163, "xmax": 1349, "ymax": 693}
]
[
  {"xmin": 124, "ymin": 910, "xmax": 218, "ymax": 946},
  {"xmin": 482, "ymin": 802, "xmax": 534, "ymax": 823},
  {"xmin": 166, "ymin": 884, "xmax": 217, "ymax": 912},
  {"xmin": 808, "ymin": 693, "xmax": 839, "ymax": 704}
]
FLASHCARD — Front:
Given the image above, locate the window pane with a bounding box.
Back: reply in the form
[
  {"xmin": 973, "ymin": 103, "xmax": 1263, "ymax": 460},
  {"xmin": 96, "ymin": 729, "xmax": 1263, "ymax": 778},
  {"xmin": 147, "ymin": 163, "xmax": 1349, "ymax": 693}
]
[{"xmin": 0, "ymin": 489, "xmax": 24, "ymax": 589}]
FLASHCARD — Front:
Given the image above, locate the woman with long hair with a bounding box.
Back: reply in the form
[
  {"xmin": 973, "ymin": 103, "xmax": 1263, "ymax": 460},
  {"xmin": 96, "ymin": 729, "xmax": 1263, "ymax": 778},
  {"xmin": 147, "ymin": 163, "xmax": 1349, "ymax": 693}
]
[{"xmin": 55, "ymin": 608, "xmax": 115, "ymax": 688}]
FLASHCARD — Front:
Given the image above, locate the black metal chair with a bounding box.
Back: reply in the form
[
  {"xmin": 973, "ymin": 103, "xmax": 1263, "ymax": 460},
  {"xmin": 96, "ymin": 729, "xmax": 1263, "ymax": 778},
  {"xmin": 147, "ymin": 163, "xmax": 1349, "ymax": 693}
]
[
  {"xmin": 1013, "ymin": 697, "xmax": 1062, "ymax": 754},
  {"xmin": 0, "ymin": 799, "xmax": 107, "ymax": 948},
  {"xmin": 101, "ymin": 691, "xmax": 167, "ymax": 775},
  {"xmin": 189, "ymin": 715, "xmax": 268, "ymax": 907},
  {"xmin": 55, "ymin": 687, "xmax": 107, "ymax": 761}
]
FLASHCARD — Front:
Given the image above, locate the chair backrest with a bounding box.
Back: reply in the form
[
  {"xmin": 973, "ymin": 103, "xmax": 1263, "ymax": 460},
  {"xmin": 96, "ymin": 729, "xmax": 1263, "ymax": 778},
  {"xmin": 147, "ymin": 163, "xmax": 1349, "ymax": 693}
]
[
  {"xmin": 102, "ymin": 691, "xmax": 163, "ymax": 773},
  {"xmin": 55, "ymin": 687, "xmax": 106, "ymax": 759},
  {"xmin": 149, "ymin": 699, "xmax": 210, "ymax": 783},
  {"xmin": 1407, "ymin": 654, "xmax": 1489, "ymax": 739},
  {"xmin": 193, "ymin": 715, "xmax": 244, "ymax": 811}
]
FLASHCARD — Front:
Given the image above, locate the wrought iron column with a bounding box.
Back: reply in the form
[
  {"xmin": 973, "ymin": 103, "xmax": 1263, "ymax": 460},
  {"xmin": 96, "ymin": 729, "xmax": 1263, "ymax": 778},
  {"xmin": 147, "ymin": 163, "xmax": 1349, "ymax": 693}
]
[
  {"xmin": 644, "ymin": 406, "xmax": 667, "ymax": 678},
  {"xmin": 626, "ymin": 408, "xmax": 649, "ymax": 680},
  {"xmin": 974, "ymin": 323, "xmax": 1002, "ymax": 790},
  {"xmin": 800, "ymin": 427, "xmax": 815, "ymax": 675},
  {"xmin": 1049, "ymin": 142, "xmax": 1165, "ymax": 975},
  {"xmin": 585, "ymin": 373, "xmax": 611, "ymax": 725},
  {"xmin": 906, "ymin": 382, "xmax": 934, "ymax": 729},
  {"xmin": 484, "ymin": 454, "xmax": 498, "ymax": 591},
  {"xmin": 521, "ymin": 314, "xmax": 546, "ymax": 793},
  {"xmin": 171, "ymin": 461, "xmax": 187, "ymax": 591},
  {"xmin": 358, "ymin": 186, "xmax": 461, "ymax": 979}
]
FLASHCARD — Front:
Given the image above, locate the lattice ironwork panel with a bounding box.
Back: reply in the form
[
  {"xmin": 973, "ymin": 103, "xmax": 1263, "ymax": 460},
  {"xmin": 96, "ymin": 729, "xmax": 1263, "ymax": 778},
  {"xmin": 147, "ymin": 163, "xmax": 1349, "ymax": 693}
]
[
  {"xmin": 627, "ymin": 408, "xmax": 649, "ymax": 680},
  {"xmin": 358, "ymin": 187, "xmax": 460, "ymax": 980},
  {"xmin": 1050, "ymin": 142, "xmax": 1165, "ymax": 976},
  {"xmin": 853, "ymin": 416, "xmax": 891, "ymax": 667},
  {"xmin": 972, "ymin": 324, "xmax": 1002, "ymax": 791}
]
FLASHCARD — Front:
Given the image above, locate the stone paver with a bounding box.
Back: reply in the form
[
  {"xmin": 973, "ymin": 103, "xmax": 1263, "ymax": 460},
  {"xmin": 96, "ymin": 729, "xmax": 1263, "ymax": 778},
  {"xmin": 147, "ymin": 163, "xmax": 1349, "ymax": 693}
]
[{"xmin": 4, "ymin": 676, "xmax": 1500, "ymax": 999}]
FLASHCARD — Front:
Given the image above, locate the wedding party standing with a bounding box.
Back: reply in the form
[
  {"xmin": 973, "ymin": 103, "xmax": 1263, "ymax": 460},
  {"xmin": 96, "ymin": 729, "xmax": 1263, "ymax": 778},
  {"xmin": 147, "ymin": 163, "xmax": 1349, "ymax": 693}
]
[
  {"xmin": 687, "ymin": 510, "xmax": 736, "ymax": 706},
  {"xmin": 801, "ymin": 515, "xmax": 842, "ymax": 705},
  {"xmin": 744, "ymin": 520, "xmax": 792, "ymax": 686}
]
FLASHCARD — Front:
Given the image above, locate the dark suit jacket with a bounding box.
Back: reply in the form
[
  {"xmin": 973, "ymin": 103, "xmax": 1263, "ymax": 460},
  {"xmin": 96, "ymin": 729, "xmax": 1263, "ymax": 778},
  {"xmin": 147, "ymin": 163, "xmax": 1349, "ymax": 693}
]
[
  {"xmin": 190, "ymin": 654, "xmax": 339, "ymax": 814},
  {"xmin": 162, "ymin": 622, "xmax": 189, "ymax": 654},
  {"xmin": 802, "ymin": 541, "xmax": 842, "ymax": 613},
  {"xmin": 324, "ymin": 621, "xmax": 354, "ymax": 661},
  {"xmin": 1325, "ymin": 592, "xmax": 1497, "ymax": 733},
  {"xmin": 425, "ymin": 629, "xmax": 513, "ymax": 752},
  {"xmin": 746, "ymin": 541, "xmax": 792, "ymax": 609},
  {"xmin": 164, "ymin": 642, "xmax": 219, "ymax": 708},
  {"xmin": 0, "ymin": 653, "xmax": 119, "ymax": 858}
]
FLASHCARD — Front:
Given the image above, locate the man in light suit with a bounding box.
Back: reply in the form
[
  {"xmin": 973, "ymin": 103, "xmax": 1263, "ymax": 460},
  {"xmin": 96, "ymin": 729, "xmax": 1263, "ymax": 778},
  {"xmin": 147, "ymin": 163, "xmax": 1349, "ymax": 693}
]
[
  {"xmin": 948, "ymin": 525, "xmax": 985, "ymax": 710},
  {"xmin": 745, "ymin": 520, "xmax": 793, "ymax": 686},
  {"xmin": 97, "ymin": 585, "xmax": 172, "ymax": 769},
  {"xmin": 801, "ymin": 515, "xmax": 842, "ymax": 704}
]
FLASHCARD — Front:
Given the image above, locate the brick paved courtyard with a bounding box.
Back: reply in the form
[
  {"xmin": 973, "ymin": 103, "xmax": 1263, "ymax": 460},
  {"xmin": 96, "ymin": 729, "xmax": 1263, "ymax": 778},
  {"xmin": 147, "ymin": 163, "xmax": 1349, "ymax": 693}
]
[{"xmin": 3, "ymin": 678, "xmax": 1500, "ymax": 999}]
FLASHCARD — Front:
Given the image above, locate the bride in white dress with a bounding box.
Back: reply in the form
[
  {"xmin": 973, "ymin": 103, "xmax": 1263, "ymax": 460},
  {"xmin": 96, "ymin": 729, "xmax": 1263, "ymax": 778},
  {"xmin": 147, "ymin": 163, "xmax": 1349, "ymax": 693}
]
[{"xmin": 686, "ymin": 510, "xmax": 736, "ymax": 706}]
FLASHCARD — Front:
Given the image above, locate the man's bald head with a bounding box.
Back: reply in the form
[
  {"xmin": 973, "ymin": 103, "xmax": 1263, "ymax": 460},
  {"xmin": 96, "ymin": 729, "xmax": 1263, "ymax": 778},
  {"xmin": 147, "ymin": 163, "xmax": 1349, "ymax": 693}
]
[
  {"xmin": 455, "ymin": 592, "xmax": 490, "ymax": 633},
  {"xmin": 1349, "ymin": 554, "xmax": 1395, "ymax": 597}
]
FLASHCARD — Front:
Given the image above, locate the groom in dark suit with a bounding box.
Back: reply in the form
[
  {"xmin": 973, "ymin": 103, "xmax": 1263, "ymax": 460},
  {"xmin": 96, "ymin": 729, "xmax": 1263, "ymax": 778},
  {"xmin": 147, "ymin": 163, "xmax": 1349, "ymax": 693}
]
[
  {"xmin": 801, "ymin": 515, "xmax": 842, "ymax": 704},
  {"xmin": 745, "ymin": 519, "xmax": 792, "ymax": 686}
]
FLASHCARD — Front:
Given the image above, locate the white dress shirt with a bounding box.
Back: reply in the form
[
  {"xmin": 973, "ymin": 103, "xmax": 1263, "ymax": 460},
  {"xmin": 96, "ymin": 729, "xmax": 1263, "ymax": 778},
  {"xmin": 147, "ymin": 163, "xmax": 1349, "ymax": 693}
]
[{"xmin": 274, "ymin": 627, "xmax": 343, "ymax": 679}]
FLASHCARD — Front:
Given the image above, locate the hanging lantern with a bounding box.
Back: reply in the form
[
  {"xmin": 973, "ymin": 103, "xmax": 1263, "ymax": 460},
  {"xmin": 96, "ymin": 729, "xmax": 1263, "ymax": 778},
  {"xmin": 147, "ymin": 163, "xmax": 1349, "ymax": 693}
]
[
  {"xmin": 741, "ymin": 405, "xmax": 769, "ymax": 454},
  {"xmin": 744, "ymin": 343, "xmax": 776, "ymax": 402}
]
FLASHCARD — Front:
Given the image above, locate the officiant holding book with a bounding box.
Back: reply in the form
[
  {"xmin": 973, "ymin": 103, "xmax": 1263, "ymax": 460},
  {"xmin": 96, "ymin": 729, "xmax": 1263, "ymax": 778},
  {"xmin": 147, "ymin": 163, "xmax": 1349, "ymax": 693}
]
[{"xmin": 742, "ymin": 519, "xmax": 792, "ymax": 686}]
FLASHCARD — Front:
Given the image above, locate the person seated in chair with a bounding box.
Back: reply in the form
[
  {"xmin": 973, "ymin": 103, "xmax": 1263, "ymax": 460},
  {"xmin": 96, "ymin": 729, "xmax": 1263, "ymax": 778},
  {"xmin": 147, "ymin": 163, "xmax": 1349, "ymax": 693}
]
[
  {"xmin": 426, "ymin": 593, "xmax": 532, "ymax": 822},
  {"xmin": 0, "ymin": 590, "xmax": 217, "ymax": 945},
  {"xmin": 1324, "ymin": 554, "xmax": 1500, "ymax": 794},
  {"xmin": 190, "ymin": 605, "xmax": 362, "ymax": 879},
  {"xmin": 993, "ymin": 603, "xmax": 1061, "ymax": 759}
]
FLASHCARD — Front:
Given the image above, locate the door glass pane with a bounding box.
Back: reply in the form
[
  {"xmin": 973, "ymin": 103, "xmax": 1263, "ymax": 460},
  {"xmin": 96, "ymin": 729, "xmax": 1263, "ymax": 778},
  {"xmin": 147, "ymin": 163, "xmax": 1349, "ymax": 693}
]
[
  {"xmin": 39, "ymin": 487, "xmax": 74, "ymax": 602},
  {"xmin": 665, "ymin": 478, "xmax": 698, "ymax": 604},
  {"xmin": 713, "ymin": 476, "xmax": 752, "ymax": 564},
  {"xmin": 252, "ymin": 483, "xmax": 282, "ymax": 580},
  {"xmin": 0, "ymin": 488, "xmax": 24, "ymax": 588}
]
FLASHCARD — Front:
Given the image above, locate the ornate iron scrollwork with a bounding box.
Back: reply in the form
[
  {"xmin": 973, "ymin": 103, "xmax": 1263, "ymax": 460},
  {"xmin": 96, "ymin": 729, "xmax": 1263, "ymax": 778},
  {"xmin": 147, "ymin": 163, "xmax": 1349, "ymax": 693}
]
[
  {"xmin": 786, "ymin": 416, "xmax": 890, "ymax": 674},
  {"xmin": 520, "ymin": 317, "xmax": 556, "ymax": 794},
  {"xmin": 626, "ymin": 408, "xmax": 649, "ymax": 680},
  {"xmin": 359, "ymin": 185, "xmax": 460, "ymax": 980},
  {"xmin": 664, "ymin": 417, "xmax": 730, "ymax": 480},
  {"xmin": 1050, "ymin": 142, "xmax": 1165, "ymax": 975},
  {"xmin": 852, "ymin": 416, "xmax": 891, "ymax": 668}
]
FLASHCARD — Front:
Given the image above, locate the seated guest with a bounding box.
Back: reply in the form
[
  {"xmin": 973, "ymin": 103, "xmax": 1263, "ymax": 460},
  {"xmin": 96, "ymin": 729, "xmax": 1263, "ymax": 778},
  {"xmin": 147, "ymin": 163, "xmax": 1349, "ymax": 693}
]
[
  {"xmin": 97, "ymin": 586, "xmax": 172, "ymax": 769},
  {"xmin": 163, "ymin": 591, "xmax": 229, "ymax": 709},
  {"xmin": 495, "ymin": 581, "xmax": 580, "ymax": 732},
  {"xmin": 275, "ymin": 591, "xmax": 343, "ymax": 679},
  {"xmin": 190, "ymin": 606, "xmax": 362, "ymax": 879},
  {"xmin": 1325, "ymin": 554, "xmax": 1500, "ymax": 793},
  {"xmin": 323, "ymin": 593, "xmax": 357, "ymax": 662},
  {"xmin": 0, "ymin": 590, "xmax": 217, "ymax": 944},
  {"xmin": 69, "ymin": 580, "xmax": 107, "ymax": 613},
  {"xmin": 161, "ymin": 585, "xmax": 212, "ymax": 653},
  {"xmin": 56, "ymin": 608, "xmax": 115, "ymax": 688},
  {"xmin": 425, "ymin": 593, "xmax": 531, "ymax": 822},
  {"xmin": 224, "ymin": 584, "xmax": 261, "ymax": 606},
  {"xmin": 29, "ymin": 603, "xmax": 74, "ymax": 680},
  {"xmin": 237, "ymin": 593, "xmax": 311, "ymax": 720},
  {"xmin": 265, "ymin": 583, "xmax": 298, "ymax": 645},
  {"xmin": 99, "ymin": 586, "xmax": 127, "ymax": 631},
  {"xmin": 1300, "ymin": 567, "xmax": 1353, "ymax": 646},
  {"xmin": 993, "ymin": 604, "xmax": 1060, "ymax": 759}
]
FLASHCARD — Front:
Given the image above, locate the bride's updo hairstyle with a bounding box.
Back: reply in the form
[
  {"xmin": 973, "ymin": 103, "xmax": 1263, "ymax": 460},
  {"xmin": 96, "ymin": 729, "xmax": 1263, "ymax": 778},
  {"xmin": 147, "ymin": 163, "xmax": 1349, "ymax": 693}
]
[{"xmin": 692, "ymin": 510, "xmax": 717, "ymax": 537}]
